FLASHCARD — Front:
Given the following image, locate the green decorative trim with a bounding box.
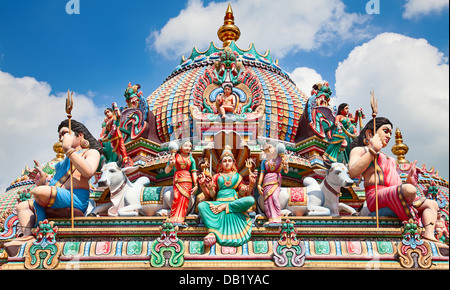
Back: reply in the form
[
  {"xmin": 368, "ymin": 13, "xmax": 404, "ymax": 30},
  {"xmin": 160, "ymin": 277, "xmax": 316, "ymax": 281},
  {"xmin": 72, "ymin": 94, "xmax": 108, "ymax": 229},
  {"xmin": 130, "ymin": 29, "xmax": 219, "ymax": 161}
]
[
  {"xmin": 125, "ymin": 138, "xmax": 164, "ymax": 153},
  {"xmin": 189, "ymin": 241, "xmax": 205, "ymax": 255},
  {"xmin": 24, "ymin": 220, "xmax": 61, "ymax": 269},
  {"xmin": 273, "ymin": 220, "xmax": 305, "ymax": 267},
  {"xmin": 150, "ymin": 221, "xmax": 185, "ymax": 267},
  {"xmin": 377, "ymin": 241, "xmax": 394, "ymax": 254},
  {"xmin": 63, "ymin": 242, "xmax": 81, "ymax": 256},
  {"xmin": 127, "ymin": 241, "xmax": 143, "ymax": 255},
  {"xmin": 253, "ymin": 241, "xmax": 269, "ymax": 254},
  {"xmin": 183, "ymin": 41, "xmax": 272, "ymax": 64}
]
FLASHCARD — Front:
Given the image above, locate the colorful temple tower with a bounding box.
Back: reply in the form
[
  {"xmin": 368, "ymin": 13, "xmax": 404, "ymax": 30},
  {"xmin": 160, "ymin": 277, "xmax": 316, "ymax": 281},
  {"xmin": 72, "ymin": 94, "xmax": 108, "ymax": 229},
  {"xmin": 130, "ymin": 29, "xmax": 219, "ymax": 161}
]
[
  {"xmin": 0, "ymin": 4, "xmax": 448, "ymax": 270},
  {"xmin": 121, "ymin": 3, "xmax": 333, "ymax": 190}
]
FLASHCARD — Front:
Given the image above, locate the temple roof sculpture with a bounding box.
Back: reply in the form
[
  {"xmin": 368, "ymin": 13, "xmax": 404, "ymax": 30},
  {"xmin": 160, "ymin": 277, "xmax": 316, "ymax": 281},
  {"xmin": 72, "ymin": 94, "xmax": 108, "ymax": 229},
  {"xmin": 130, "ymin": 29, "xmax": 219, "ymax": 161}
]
[
  {"xmin": 147, "ymin": 4, "xmax": 308, "ymax": 144},
  {"xmin": 0, "ymin": 4, "xmax": 448, "ymax": 270}
]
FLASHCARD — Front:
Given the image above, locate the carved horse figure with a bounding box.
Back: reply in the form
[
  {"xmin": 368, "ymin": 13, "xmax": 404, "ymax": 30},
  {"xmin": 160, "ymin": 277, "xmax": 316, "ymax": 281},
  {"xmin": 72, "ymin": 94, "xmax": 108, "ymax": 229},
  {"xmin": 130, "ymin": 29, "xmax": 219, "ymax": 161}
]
[
  {"xmin": 90, "ymin": 162, "xmax": 196, "ymax": 217},
  {"xmin": 258, "ymin": 163, "xmax": 356, "ymax": 217}
]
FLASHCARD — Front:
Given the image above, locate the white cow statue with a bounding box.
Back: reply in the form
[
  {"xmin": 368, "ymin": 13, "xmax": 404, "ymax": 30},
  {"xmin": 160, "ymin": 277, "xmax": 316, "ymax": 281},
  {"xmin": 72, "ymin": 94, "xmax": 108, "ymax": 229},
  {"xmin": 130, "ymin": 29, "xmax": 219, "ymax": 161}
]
[
  {"xmin": 89, "ymin": 162, "xmax": 196, "ymax": 218},
  {"xmin": 258, "ymin": 162, "xmax": 356, "ymax": 217}
]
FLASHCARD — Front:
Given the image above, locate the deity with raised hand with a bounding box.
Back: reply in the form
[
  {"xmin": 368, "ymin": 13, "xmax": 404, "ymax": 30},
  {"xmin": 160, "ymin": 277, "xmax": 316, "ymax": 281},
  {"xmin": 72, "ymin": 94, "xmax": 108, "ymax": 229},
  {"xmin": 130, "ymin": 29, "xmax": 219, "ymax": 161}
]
[
  {"xmin": 165, "ymin": 140, "xmax": 198, "ymax": 227},
  {"xmin": 197, "ymin": 146, "xmax": 256, "ymax": 247}
]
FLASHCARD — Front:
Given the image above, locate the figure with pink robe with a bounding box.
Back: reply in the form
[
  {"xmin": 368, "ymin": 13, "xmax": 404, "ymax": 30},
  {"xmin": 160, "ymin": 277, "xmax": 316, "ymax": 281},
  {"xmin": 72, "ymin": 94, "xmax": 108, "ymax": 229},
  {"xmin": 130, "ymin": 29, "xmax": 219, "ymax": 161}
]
[
  {"xmin": 348, "ymin": 117, "xmax": 447, "ymax": 249},
  {"xmin": 257, "ymin": 143, "xmax": 289, "ymax": 227}
]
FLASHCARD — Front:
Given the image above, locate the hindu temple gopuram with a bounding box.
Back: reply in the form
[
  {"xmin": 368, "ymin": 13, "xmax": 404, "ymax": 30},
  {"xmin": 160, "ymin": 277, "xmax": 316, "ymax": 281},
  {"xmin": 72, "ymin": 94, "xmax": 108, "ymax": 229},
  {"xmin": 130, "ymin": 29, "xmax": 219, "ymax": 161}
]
[{"xmin": 0, "ymin": 4, "xmax": 448, "ymax": 270}]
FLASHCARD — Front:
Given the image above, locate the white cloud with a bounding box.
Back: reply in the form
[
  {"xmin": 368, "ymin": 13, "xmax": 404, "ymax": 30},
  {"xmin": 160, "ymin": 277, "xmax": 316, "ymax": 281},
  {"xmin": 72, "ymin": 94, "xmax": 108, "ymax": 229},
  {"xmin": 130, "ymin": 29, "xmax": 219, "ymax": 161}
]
[
  {"xmin": 147, "ymin": 0, "xmax": 370, "ymax": 60},
  {"xmin": 0, "ymin": 70, "xmax": 104, "ymax": 194},
  {"xmin": 335, "ymin": 32, "xmax": 449, "ymax": 180},
  {"xmin": 289, "ymin": 67, "xmax": 341, "ymax": 108},
  {"xmin": 289, "ymin": 67, "xmax": 325, "ymax": 95},
  {"xmin": 403, "ymin": 0, "xmax": 449, "ymax": 19}
]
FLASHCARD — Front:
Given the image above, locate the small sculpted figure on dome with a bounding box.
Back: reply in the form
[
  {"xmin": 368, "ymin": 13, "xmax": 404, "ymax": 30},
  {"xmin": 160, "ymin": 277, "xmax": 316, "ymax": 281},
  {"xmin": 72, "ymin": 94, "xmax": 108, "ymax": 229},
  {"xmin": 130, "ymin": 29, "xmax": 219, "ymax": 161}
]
[
  {"xmin": 323, "ymin": 103, "xmax": 364, "ymax": 165},
  {"xmin": 197, "ymin": 146, "xmax": 257, "ymax": 247},
  {"xmin": 257, "ymin": 143, "xmax": 289, "ymax": 227},
  {"xmin": 100, "ymin": 104, "xmax": 133, "ymax": 167},
  {"xmin": 348, "ymin": 117, "xmax": 448, "ymax": 249},
  {"xmin": 214, "ymin": 46, "xmax": 242, "ymax": 85},
  {"xmin": 424, "ymin": 181, "xmax": 439, "ymax": 201},
  {"xmin": 306, "ymin": 82, "xmax": 333, "ymax": 139},
  {"xmin": 124, "ymin": 83, "xmax": 143, "ymax": 108},
  {"xmin": 165, "ymin": 140, "xmax": 198, "ymax": 227},
  {"xmin": 216, "ymin": 83, "xmax": 236, "ymax": 119},
  {"xmin": 8, "ymin": 120, "xmax": 101, "ymax": 245},
  {"xmin": 311, "ymin": 82, "xmax": 332, "ymax": 107}
]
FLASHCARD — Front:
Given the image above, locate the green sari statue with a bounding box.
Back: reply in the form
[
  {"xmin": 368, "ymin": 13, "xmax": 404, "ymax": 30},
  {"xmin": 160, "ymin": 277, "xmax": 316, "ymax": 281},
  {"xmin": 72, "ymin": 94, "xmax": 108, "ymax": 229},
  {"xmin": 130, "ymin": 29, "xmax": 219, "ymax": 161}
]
[
  {"xmin": 324, "ymin": 103, "xmax": 363, "ymax": 164},
  {"xmin": 198, "ymin": 147, "xmax": 256, "ymax": 247}
]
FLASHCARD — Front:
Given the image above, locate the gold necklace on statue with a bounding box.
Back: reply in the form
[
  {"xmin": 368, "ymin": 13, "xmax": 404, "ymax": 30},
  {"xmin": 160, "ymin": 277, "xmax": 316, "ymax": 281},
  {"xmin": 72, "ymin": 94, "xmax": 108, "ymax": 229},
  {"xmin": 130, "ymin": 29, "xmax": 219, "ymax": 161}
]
[
  {"xmin": 177, "ymin": 154, "xmax": 189, "ymax": 169},
  {"xmin": 221, "ymin": 172, "xmax": 234, "ymax": 187},
  {"xmin": 267, "ymin": 159, "xmax": 277, "ymax": 172}
]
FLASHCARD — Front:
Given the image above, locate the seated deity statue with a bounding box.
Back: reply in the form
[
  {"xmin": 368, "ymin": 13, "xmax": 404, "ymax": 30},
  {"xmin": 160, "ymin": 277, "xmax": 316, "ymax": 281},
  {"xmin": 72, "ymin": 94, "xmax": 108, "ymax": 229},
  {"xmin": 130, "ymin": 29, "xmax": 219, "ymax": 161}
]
[
  {"xmin": 197, "ymin": 146, "xmax": 257, "ymax": 247},
  {"xmin": 216, "ymin": 84, "xmax": 236, "ymax": 119},
  {"xmin": 348, "ymin": 117, "xmax": 447, "ymax": 249},
  {"xmin": 7, "ymin": 120, "xmax": 101, "ymax": 248}
]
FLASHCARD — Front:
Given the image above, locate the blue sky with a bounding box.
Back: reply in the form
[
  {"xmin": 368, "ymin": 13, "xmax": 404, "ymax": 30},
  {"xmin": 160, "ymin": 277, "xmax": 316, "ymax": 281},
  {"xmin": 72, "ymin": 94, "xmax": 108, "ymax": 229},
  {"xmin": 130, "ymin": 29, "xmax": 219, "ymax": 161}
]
[{"xmin": 0, "ymin": 0, "xmax": 448, "ymax": 192}]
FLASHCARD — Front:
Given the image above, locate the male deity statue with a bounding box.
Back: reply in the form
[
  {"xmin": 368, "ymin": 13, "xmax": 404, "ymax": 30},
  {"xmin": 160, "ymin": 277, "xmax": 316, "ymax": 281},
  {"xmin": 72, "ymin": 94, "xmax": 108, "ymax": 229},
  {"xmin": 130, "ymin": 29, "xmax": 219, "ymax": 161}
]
[{"xmin": 216, "ymin": 83, "xmax": 236, "ymax": 119}]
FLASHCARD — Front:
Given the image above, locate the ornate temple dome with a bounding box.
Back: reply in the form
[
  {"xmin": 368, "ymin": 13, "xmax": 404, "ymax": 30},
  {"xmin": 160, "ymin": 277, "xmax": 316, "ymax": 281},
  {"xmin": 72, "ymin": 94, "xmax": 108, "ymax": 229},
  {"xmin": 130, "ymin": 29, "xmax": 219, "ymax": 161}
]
[{"xmin": 147, "ymin": 4, "xmax": 309, "ymax": 144}]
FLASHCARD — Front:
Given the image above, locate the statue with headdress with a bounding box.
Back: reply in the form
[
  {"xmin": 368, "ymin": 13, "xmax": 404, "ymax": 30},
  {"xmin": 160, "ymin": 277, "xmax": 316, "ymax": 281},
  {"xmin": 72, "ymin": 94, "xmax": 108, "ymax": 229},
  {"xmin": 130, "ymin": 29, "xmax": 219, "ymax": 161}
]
[
  {"xmin": 164, "ymin": 140, "xmax": 198, "ymax": 227},
  {"xmin": 100, "ymin": 103, "xmax": 133, "ymax": 167},
  {"xmin": 120, "ymin": 83, "xmax": 149, "ymax": 143},
  {"xmin": 216, "ymin": 83, "xmax": 237, "ymax": 119},
  {"xmin": 305, "ymin": 82, "xmax": 334, "ymax": 139},
  {"xmin": 197, "ymin": 144, "xmax": 257, "ymax": 247},
  {"xmin": 257, "ymin": 142, "xmax": 289, "ymax": 227},
  {"xmin": 323, "ymin": 103, "xmax": 364, "ymax": 165}
]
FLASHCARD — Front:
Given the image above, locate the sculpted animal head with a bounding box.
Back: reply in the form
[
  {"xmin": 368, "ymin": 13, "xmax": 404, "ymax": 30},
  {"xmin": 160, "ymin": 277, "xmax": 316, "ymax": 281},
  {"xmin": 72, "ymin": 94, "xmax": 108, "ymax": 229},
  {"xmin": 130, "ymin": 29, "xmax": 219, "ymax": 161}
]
[
  {"xmin": 314, "ymin": 163, "xmax": 354, "ymax": 188},
  {"xmin": 98, "ymin": 162, "xmax": 138, "ymax": 189}
]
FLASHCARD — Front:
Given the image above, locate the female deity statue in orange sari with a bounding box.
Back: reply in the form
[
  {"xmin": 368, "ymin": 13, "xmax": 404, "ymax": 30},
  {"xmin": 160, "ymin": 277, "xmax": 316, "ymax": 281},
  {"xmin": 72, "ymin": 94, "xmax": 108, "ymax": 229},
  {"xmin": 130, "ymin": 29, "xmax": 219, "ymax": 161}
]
[{"xmin": 165, "ymin": 141, "xmax": 198, "ymax": 226}]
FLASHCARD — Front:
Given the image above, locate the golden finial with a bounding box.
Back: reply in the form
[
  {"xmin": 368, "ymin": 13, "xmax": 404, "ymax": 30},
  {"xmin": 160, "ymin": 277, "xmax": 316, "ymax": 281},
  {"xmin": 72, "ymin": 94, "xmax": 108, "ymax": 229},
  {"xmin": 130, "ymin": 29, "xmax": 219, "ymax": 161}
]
[
  {"xmin": 391, "ymin": 127, "xmax": 410, "ymax": 164},
  {"xmin": 217, "ymin": 3, "xmax": 241, "ymax": 47},
  {"xmin": 53, "ymin": 141, "xmax": 65, "ymax": 161}
]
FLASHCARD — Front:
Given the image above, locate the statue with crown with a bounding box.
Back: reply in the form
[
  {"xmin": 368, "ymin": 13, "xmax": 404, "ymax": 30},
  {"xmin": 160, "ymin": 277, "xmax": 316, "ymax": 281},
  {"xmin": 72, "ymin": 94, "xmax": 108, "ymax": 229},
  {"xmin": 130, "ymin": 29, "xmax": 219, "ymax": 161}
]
[
  {"xmin": 190, "ymin": 6, "xmax": 264, "ymax": 127},
  {"xmin": 197, "ymin": 138, "xmax": 257, "ymax": 247}
]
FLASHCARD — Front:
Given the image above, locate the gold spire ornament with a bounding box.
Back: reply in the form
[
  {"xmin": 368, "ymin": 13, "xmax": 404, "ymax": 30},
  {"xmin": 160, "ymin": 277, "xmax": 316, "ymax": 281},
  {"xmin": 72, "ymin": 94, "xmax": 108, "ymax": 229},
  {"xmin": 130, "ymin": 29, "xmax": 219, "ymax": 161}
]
[
  {"xmin": 217, "ymin": 3, "xmax": 241, "ymax": 47},
  {"xmin": 391, "ymin": 127, "xmax": 410, "ymax": 164}
]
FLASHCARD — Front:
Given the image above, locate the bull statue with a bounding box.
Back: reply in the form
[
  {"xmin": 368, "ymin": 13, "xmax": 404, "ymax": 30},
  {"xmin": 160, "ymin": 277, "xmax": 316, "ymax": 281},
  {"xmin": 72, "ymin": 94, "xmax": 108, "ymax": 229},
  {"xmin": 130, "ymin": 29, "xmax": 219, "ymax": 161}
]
[
  {"xmin": 257, "ymin": 162, "xmax": 356, "ymax": 219},
  {"xmin": 89, "ymin": 162, "xmax": 196, "ymax": 218}
]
